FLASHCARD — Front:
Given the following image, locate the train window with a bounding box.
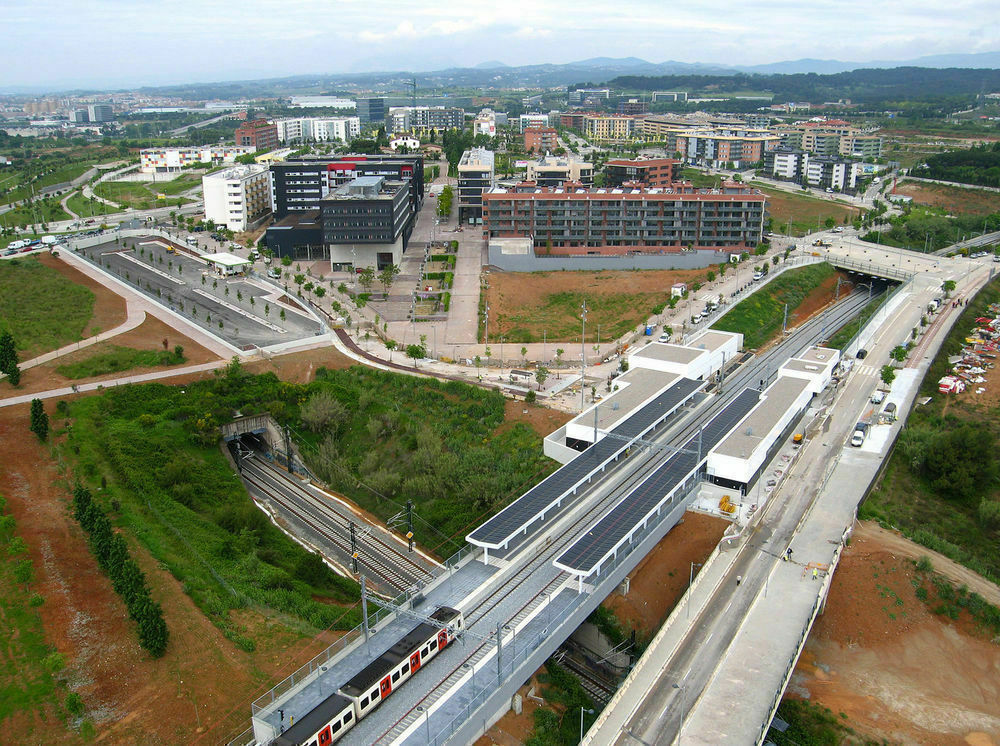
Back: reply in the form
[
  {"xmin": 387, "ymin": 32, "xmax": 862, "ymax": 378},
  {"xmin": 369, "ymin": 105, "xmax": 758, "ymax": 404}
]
[
  {"xmin": 392, "ymin": 671, "xmax": 400, "ymax": 683},
  {"xmin": 344, "ymin": 711, "xmax": 353, "ymax": 723},
  {"xmin": 361, "ymin": 695, "xmax": 369, "ymax": 708},
  {"xmin": 430, "ymin": 640, "xmax": 437, "ymax": 651},
  {"xmin": 422, "ymin": 646, "xmax": 429, "ymax": 656},
  {"xmin": 402, "ymin": 663, "xmax": 409, "ymax": 674},
  {"xmin": 371, "ymin": 689, "xmax": 379, "ymax": 700},
  {"xmin": 331, "ymin": 720, "xmax": 342, "ymax": 735}
]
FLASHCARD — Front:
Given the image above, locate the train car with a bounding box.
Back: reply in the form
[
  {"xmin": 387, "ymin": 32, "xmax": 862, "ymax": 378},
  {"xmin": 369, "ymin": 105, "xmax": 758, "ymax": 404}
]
[
  {"xmin": 267, "ymin": 607, "xmax": 463, "ymax": 746},
  {"xmin": 340, "ymin": 606, "xmax": 463, "ymax": 723},
  {"xmin": 270, "ymin": 692, "xmax": 355, "ymax": 746}
]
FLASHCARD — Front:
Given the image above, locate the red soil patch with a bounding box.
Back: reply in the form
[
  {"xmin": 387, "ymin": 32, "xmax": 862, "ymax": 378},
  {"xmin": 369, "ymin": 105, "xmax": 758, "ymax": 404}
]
[
  {"xmin": 790, "ymin": 522, "xmax": 1000, "ymax": 745},
  {"xmin": 501, "ymin": 399, "xmax": 574, "ymax": 440},
  {"xmin": 894, "ymin": 181, "xmax": 1000, "ymax": 216},
  {"xmin": 0, "ymin": 403, "xmax": 347, "ymax": 745}
]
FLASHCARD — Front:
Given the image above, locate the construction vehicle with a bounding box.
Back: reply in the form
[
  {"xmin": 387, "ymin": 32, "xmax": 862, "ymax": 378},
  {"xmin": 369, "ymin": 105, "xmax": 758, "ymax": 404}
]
[{"xmin": 719, "ymin": 495, "xmax": 737, "ymax": 515}]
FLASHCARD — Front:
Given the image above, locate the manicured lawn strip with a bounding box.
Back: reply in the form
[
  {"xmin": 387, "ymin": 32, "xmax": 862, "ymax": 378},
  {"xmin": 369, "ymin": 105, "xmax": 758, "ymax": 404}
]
[
  {"xmin": 65, "ymin": 190, "xmax": 116, "ymax": 218},
  {"xmin": 56, "ymin": 345, "xmax": 186, "ymax": 379},
  {"xmin": 750, "ymin": 182, "xmax": 857, "ymax": 237},
  {"xmin": 712, "ymin": 262, "xmax": 836, "ymax": 349},
  {"xmin": 0, "ymin": 257, "xmax": 95, "ymax": 357}
]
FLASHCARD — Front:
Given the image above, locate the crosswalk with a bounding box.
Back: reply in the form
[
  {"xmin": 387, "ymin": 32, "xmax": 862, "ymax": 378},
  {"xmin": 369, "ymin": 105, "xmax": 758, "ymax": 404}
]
[{"xmin": 855, "ymin": 364, "xmax": 879, "ymax": 377}]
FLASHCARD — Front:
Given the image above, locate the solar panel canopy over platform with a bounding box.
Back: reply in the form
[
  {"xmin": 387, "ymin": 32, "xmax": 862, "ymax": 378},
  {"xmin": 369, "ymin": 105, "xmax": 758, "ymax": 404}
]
[
  {"xmin": 467, "ymin": 377, "xmax": 704, "ymax": 549},
  {"xmin": 554, "ymin": 387, "xmax": 761, "ymax": 577}
]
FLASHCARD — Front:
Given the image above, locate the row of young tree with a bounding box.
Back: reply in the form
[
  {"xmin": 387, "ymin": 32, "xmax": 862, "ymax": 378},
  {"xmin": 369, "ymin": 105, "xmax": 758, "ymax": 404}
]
[{"xmin": 72, "ymin": 485, "xmax": 169, "ymax": 657}]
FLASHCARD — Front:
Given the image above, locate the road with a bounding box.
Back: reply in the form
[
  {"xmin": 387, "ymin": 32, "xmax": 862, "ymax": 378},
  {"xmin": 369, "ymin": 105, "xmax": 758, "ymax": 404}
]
[{"xmin": 167, "ymin": 111, "xmax": 234, "ymax": 136}]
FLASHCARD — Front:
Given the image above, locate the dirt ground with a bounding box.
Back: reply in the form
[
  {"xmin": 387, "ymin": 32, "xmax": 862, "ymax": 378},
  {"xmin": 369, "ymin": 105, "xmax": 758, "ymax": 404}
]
[
  {"xmin": 604, "ymin": 511, "xmax": 730, "ymax": 636},
  {"xmin": 242, "ymin": 344, "xmax": 359, "ymax": 382},
  {"xmin": 894, "ymin": 181, "xmax": 1000, "ymax": 216},
  {"xmin": 0, "ymin": 403, "xmax": 345, "ymax": 745},
  {"xmin": 485, "ymin": 267, "xmax": 718, "ymax": 341},
  {"xmin": 790, "ymin": 521, "xmax": 1000, "ymax": 746},
  {"xmin": 479, "ymin": 511, "xmax": 729, "ymax": 745},
  {"xmin": 8, "ymin": 315, "xmax": 223, "ymax": 396},
  {"xmin": 502, "ymin": 398, "xmax": 574, "ymax": 439}
]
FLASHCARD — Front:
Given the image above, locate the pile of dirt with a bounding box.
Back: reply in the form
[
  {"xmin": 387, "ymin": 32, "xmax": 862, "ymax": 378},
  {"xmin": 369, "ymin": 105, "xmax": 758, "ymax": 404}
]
[{"xmin": 790, "ymin": 521, "xmax": 1000, "ymax": 745}]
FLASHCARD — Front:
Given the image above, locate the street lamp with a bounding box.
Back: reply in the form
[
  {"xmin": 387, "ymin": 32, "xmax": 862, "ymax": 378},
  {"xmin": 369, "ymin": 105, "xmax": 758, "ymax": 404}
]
[
  {"xmin": 687, "ymin": 562, "xmax": 703, "ymax": 619},
  {"xmin": 579, "ymin": 706, "xmax": 595, "ymax": 742}
]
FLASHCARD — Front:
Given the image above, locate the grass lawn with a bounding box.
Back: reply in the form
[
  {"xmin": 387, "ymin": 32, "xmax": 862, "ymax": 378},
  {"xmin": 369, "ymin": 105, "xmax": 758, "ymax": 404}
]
[
  {"xmin": 0, "ymin": 256, "xmax": 95, "ymax": 357},
  {"xmin": 94, "ymin": 178, "xmax": 194, "ymax": 211},
  {"xmin": 0, "ymin": 200, "xmax": 71, "ymax": 229},
  {"xmin": 712, "ymin": 262, "xmax": 836, "ymax": 349},
  {"xmin": 0, "ymin": 496, "xmax": 77, "ymax": 735},
  {"xmin": 750, "ymin": 182, "xmax": 858, "ymax": 236},
  {"xmin": 680, "ymin": 167, "xmax": 725, "ymax": 188},
  {"xmin": 56, "ymin": 345, "xmax": 186, "ymax": 379},
  {"xmin": 861, "ymin": 276, "xmax": 1000, "ymax": 584},
  {"xmin": 1, "ymin": 161, "xmax": 98, "ymax": 206},
  {"xmin": 65, "ymin": 190, "xmax": 116, "ymax": 218}
]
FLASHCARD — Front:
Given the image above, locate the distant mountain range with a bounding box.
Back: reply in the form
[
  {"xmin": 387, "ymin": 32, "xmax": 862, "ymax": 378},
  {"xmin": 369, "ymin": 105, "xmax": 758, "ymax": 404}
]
[{"xmin": 4, "ymin": 50, "xmax": 999, "ymax": 97}]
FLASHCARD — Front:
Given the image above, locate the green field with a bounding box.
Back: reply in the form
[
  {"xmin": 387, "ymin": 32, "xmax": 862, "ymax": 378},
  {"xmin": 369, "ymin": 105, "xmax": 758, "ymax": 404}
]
[
  {"xmin": 751, "ymin": 183, "xmax": 858, "ymax": 237},
  {"xmin": 0, "ymin": 161, "xmax": 97, "ymax": 206},
  {"xmin": 56, "ymin": 345, "xmax": 186, "ymax": 379},
  {"xmin": 0, "ymin": 257, "xmax": 96, "ymax": 358},
  {"xmin": 862, "ymin": 276, "xmax": 1000, "ymax": 584},
  {"xmin": 0, "ymin": 494, "xmax": 82, "ymax": 737},
  {"xmin": 93, "ymin": 177, "xmax": 192, "ymax": 210},
  {"xmin": 65, "ymin": 190, "xmax": 116, "ymax": 218},
  {"xmin": 680, "ymin": 167, "xmax": 725, "ymax": 188},
  {"xmin": 0, "ymin": 198, "xmax": 71, "ymax": 229},
  {"xmin": 59, "ymin": 363, "xmax": 557, "ymax": 643},
  {"xmin": 712, "ymin": 262, "xmax": 836, "ymax": 349}
]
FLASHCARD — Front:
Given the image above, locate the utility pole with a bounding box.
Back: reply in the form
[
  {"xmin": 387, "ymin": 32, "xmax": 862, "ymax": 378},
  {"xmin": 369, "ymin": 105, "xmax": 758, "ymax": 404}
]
[
  {"xmin": 350, "ymin": 522, "xmax": 359, "ymax": 573},
  {"xmin": 782, "ymin": 303, "xmax": 789, "ymax": 334},
  {"xmin": 406, "ymin": 500, "xmax": 414, "ymax": 552},
  {"xmin": 284, "ymin": 425, "xmax": 293, "ymax": 474},
  {"xmin": 580, "ymin": 300, "xmax": 588, "ymax": 412},
  {"xmin": 360, "ymin": 576, "xmax": 370, "ymax": 641}
]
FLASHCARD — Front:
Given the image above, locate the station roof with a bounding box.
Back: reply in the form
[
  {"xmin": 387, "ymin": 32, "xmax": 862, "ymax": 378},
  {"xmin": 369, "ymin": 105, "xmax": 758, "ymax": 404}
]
[
  {"xmin": 467, "ymin": 377, "xmax": 703, "ymax": 549},
  {"xmin": 795, "ymin": 346, "xmax": 838, "ymax": 366},
  {"xmin": 202, "ymin": 251, "xmax": 251, "ymax": 267},
  {"xmin": 553, "ymin": 387, "xmax": 761, "ymax": 576},
  {"xmin": 712, "ymin": 376, "xmax": 810, "ymax": 459},
  {"xmin": 632, "ymin": 343, "xmax": 705, "ymax": 365},
  {"xmin": 687, "ymin": 330, "xmax": 737, "ymax": 353},
  {"xmin": 566, "ymin": 369, "xmax": 679, "ymax": 435}
]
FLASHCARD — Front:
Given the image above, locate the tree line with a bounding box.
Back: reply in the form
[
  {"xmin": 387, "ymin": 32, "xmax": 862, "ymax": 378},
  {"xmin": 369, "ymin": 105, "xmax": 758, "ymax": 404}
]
[
  {"xmin": 72, "ymin": 485, "xmax": 169, "ymax": 657},
  {"xmin": 920, "ymin": 142, "xmax": 1000, "ymax": 188}
]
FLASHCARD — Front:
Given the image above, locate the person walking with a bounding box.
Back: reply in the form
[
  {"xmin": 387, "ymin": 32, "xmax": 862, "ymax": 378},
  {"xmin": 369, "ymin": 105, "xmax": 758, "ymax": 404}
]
[
  {"xmin": 736, "ymin": 575, "xmax": 742, "ymax": 586},
  {"xmin": 812, "ymin": 568, "xmax": 818, "ymax": 581}
]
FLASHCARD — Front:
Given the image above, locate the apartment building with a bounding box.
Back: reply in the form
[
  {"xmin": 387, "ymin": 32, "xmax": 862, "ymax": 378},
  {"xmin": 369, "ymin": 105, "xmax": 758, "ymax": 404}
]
[
  {"xmin": 388, "ymin": 106, "xmax": 465, "ymax": 133},
  {"xmin": 775, "ymin": 119, "xmax": 883, "ymax": 159},
  {"xmin": 235, "ymin": 119, "xmax": 279, "ymax": 150},
  {"xmin": 673, "ymin": 130, "xmax": 778, "ymax": 167},
  {"xmin": 275, "ymin": 117, "xmax": 360, "ymax": 144},
  {"xmin": 457, "ymin": 148, "xmax": 495, "ymax": 224},
  {"xmin": 140, "ymin": 146, "xmax": 256, "ymax": 173},
  {"xmin": 519, "ymin": 113, "xmax": 551, "ymax": 132},
  {"xmin": 582, "ymin": 114, "xmax": 636, "ymax": 141},
  {"xmin": 559, "ymin": 111, "xmax": 589, "ymax": 131},
  {"xmin": 525, "ymin": 154, "xmax": 594, "ymax": 187},
  {"xmin": 524, "ymin": 126, "xmax": 559, "ymax": 153},
  {"xmin": 618, "ymin": 99, "xmax": 650, "ymax": 116},
  {"xmin": 473, "ymin": 109, "xmax": 498, "ymax": 137},
  {"xmin": 604, "ymin": 158, "xmax": 678, "ymax": 188},
  {"xmin": 202, "ymin": 165, "xmax": 272, "ymax": 231},
  {"xmin": 651, "ymin": 92, "xmax": 688, "ymax": 102},
  {"xmin": 482, "ymin": 181, "xmax": 766, "ymax": 254},
  {"xmin": 87, "ymin": 104, "xmax": 114, "ymax": 122},
  {"xmin": 322, "ymin": 176, "xmax": 413, "ymax": 270},
  {"xmin": 569, "ymin": 88, "xmax": 611, "ymax": 104},
  {"xmin": 268, "ymin": 154, "xmax": 424, "ymax": 219},
  {"xmin": 762, "ymin": 147, "xmax": 861, "ymax": 192}
]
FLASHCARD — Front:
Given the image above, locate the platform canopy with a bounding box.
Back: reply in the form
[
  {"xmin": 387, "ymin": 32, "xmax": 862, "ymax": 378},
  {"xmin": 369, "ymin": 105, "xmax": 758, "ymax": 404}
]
[{"xmin": 203, "ymin": 251, "xmax": 251, "ymax": 268}]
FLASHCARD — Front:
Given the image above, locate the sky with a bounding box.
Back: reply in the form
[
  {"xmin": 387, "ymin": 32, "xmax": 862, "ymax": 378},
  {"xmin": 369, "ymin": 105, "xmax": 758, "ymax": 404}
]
[{"xmin": 4, "ymin": 0, "xmax": 1000, "ymax": 91}]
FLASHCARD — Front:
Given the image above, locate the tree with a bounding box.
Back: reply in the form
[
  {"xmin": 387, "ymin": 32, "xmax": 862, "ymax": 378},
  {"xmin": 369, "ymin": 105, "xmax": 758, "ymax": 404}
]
[
  {"xmin": 521, "ymin": 346, "xmax": 528, "ymax": 365},
  {"xmin": 281, "ymin": 255, "xmax": 293, "ymax": 267},
  {"xmin": 406, "ymin": 343, "xmax": 426, "ymax": 367},
  {"xmin": 437, "ymin": 185, "xmax": 454, "ymax": 218},
  {"xmin": 0, "ymin": 330, "xmax": 20, "ymax": 385},
  {"xmin": 358, "ymin": 266, "xmax": 376, "ymax": 294},
  {"xmin": 386, "ymin": 339, "xmax": 397, "ymax": 362},
  {"xmin": 555, "ymin": 348, "xmax": 564, "ymax": 376},
  {"xmin": 535, "ymin": 366, "xmax": 549, "ymax": 390},
  {"xmin": 890, "ymin": 345, "xmax": 908, "ymax": 363},
  {"xmin": 880, "ymin": 365, "xmax": 896, "ymax": 386},
  {"xmin": 378, "ymin": 264, "xmax": 401, "ymax": 296},
  {"xmin": 942, "ymin": 279, "xmax": 957, "ymax": 297},
  {"xmin": 301, "ymin": 390, "xmax": 350, "ymax": 434},
  {"xmin": 29, "ymin": 398, "xmax": 48, "ymax": 441}
]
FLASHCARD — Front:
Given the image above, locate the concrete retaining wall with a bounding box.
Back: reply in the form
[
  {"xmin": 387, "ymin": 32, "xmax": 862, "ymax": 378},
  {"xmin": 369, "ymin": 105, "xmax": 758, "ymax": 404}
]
[{"xmin": 488, "ymin": 247, "xmax": 731, "ymax": 273}]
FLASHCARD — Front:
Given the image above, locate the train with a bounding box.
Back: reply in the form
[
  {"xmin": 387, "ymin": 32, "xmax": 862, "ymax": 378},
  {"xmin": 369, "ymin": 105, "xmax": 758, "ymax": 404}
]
[{"xmin": 272, "ymin": 606, "xmax": 464, "ymax": 746}]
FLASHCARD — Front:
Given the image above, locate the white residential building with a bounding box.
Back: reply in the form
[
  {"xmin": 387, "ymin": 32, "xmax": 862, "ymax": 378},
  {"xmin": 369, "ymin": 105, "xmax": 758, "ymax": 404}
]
[
  {"xmin": 140, "ymin": 146, "xmax": 255, "ymax": 174},
  {"xmin": 519, "ymin": 113, "xmax": 551, "ymax": 132},
  {"xmin": 474, "ymin": 109, "xmax": 498, "ymax": 137},
  {"xmin": 390, "ymin": 136, "xmax": 421, "ymax": 151},
  {"xmin": 275, "ymin": 117, "xmax": 361, "ymax": 144},
  {"xmin": 202, "ymin": 165, "xmax": 272, "ymax": 231}
]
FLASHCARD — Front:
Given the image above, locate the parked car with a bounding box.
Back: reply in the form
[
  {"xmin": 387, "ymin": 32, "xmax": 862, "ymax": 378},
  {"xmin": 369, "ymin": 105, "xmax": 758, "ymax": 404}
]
[
  {"xmin": 658, "ymin": 332, "xmax": 672, "ymax": 343},
  {"xmin": 267, "ymin": 267, "xmax": 281, "ymax": 279}
]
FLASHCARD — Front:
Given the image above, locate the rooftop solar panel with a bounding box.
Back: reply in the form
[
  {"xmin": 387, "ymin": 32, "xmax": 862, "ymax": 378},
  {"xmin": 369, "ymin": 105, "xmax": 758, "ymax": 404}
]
[
  {"xmin": 554, "ymin": 388, "xmax": 761, "ymax": 575},
  {"xmin": 467, "ymin": 377, "xmax": 704, "ymax": 548}
]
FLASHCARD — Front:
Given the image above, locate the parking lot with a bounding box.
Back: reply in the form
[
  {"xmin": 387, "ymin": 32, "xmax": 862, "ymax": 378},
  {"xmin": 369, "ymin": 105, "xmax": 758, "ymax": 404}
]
[{"xmin": 76, "ymin": 236, "xmax": 322, "ymax": 349}]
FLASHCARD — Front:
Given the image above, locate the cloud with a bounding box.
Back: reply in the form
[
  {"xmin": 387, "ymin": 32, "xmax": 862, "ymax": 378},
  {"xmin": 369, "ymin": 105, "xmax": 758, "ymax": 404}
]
[{"xmin": 515, "ymin": 26, "xmax": 552, "ymax": 38}]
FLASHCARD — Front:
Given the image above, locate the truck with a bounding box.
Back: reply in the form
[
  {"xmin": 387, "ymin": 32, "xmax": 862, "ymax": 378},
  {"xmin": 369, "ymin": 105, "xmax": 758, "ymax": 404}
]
[
  {"xmin": 850, "ymin": 421, "xmax": 870, "ymax": 447},
  {"xmin": 41, "ymin": 235, "xmax": 58, "ymax": 246}
]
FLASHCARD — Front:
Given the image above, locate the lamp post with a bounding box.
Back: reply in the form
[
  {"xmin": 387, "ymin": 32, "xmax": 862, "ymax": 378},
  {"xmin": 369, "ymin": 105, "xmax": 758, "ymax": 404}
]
[
  {"xmin": 580, "ymin": 301, "xmax": 588, "ymax": 412},
  {"xmin": 580, "ymin": 706, "xmax": 595, "ymax": 742}
]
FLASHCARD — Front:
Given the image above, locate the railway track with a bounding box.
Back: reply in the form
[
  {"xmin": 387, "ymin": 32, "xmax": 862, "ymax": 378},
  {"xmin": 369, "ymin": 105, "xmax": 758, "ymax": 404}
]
[
  {"xmin": 556, "ymin": 652, "xmax": 617, "ymax": 705},
  {"xmin": 238, "ymin": 455, "xmax": 437, "ymax": 596}
]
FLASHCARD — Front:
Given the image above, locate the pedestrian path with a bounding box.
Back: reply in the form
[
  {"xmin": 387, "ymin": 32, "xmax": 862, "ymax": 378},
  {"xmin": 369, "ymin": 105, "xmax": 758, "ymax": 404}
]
[{"xmin": 19, "ymin": 305, "xmax": 147, "ymax": 371}]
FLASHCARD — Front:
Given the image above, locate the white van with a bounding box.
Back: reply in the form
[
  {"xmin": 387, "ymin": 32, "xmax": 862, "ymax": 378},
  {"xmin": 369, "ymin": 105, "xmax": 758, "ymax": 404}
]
[{"xmin": 185, "ymin": 236, "xmax": 198, "ymax": 246}]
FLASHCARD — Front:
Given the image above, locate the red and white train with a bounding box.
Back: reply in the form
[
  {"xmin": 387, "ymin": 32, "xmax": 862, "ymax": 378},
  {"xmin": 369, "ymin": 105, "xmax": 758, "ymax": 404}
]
[{"xmin": 272, "ymin": 606, "xmax": 463, "ymax": 746}]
